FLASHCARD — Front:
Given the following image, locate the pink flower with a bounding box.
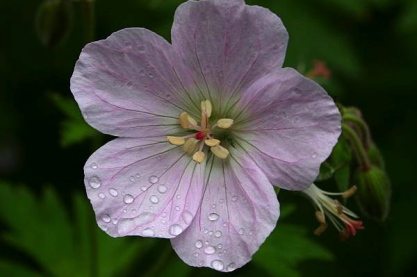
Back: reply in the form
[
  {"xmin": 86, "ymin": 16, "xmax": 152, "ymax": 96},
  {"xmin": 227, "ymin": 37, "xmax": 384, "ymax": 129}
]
[{"xmin": 70, "ymin": 0, "xmax": 341, "ymax": 272}]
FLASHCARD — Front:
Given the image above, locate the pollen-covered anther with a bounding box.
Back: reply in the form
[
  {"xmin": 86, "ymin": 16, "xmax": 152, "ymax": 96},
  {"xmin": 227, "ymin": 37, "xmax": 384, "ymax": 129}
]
[
  {"xmin": 342, "ymin": 186, "xmax": 357, "ymax": 199},
  {"xmin": 201, "ymin": 100, "xmax": 212, "ymax": 118},
  {"xmin": 167, "ymin": 136, "xmax": 185, "ymax": 146},
  {"xmin": 211, "ymin": 145, "xmax": 229, "ymax": 159},
  {"xmin": 179, "ymin": 112, "xmax": 197, "ymax": 129},
  {"xmin": 205, "ymin": 139, "xmax": 220, "ymax": 147},
  {"xmin": 193, "ymin": 151, "xmax": 205, "ymax": 163},
  {"xmin": 216, "ymin": 118, "xmax": 234, "ymax": 129},
  {"xmin": 184, "ymin": 138, "xmax": 198, "ymax": 154}
]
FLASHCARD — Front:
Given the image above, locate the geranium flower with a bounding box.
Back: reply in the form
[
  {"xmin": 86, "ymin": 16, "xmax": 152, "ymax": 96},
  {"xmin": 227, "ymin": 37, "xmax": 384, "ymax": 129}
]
[{"xmin": 70, "ymin": 0, "xmax": 341, "ymax": 272}]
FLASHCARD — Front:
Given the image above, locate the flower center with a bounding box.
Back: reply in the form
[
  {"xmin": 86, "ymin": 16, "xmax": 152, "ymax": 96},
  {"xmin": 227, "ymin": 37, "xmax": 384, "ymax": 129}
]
[{"xmin": 167, "ymin": 100, "xmax": 234, "ymax": 163}]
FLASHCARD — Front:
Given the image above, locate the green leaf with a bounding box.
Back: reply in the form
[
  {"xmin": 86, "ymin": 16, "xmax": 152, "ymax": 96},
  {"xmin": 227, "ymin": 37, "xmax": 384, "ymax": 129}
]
[
  {"xmin": 0, "ymin": 182, "xmax": 154, "ymax": 277},
  {"xmin": 253, "ymin": 208, "xmax": 333, "ymax": 277},
  {"xmin": 50, "ymin": 93, "xmax": 99, "ymax": 147},
  {"xmin": 316, "ymin": 162, "xmax": 336, "ymax": 181},
  {"xmin": 0, "ymin": 260, "xmax": 44, "ymax": 277}
]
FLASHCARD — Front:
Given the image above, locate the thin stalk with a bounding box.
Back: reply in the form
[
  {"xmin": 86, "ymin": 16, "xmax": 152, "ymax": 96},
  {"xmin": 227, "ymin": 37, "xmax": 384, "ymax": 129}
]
[
  {"xmin": 342, "ymin": 123, "xmax": 371, "ymax": 171},
  {"xmin": 343, "ymin": 114, "xmax": 372, "ymax": 150}
]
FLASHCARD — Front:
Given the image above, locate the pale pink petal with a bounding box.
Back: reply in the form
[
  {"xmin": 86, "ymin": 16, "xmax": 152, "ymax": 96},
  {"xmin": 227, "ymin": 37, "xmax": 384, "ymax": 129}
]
[
  {"xmin": 171, "ymin": 0, "xmax": 288, "ymax": 112},
  {"xmin": 71, "ymin": 28, "xmax": 200, "ymax": 138},
  {"xmin": 171, "ymin": 148, "xmax": 279, "ymax": 272},
  {"xmin": 84, "ymin": 138, "xmax": 205, "ymax": 238},
  {"xmin": 232, "ymin": 68, "xmax": 341, "ymax": 190}
]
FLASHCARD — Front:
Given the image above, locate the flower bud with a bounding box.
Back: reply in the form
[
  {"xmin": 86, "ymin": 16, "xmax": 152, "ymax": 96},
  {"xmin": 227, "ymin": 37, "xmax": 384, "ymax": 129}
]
[
  {"xmin": 35, "ymin": 0, "xmax": 74, "ymax": 48},
  {"xmin": 367, "ymin": 143, "xmax": 385, "ymax": 170},
  {"xmin": 354, "ymin": 166, "xmax": 391, "ymax": 221}
]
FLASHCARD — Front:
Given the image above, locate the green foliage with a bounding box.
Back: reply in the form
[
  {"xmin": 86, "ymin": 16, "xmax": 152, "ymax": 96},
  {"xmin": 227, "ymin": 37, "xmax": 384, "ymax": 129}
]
[
  {"xmin": 253, "ymin": 205, "xmax": 333, "ymax": 277},
  {"xmin": 50, "ymin": 93, "xmax": 99, "ymax": 147},
  {"xmin": 0, "ymin": 182, "xmax": 153, "ymax": 277}
]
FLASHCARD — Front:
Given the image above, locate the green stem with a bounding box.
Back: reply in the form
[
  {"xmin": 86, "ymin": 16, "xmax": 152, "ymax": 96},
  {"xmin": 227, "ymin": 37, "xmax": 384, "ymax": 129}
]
[
  {"xmin": 81, "ymin": 0, "xmax": 95, "ymax": 43},
  {"xmin": 342, "ymin": 123, "xmax": 371, "ymax": 171},
  {"xmin": 343, "ymin": 114, "xmax": 372, "ymax": 150}
]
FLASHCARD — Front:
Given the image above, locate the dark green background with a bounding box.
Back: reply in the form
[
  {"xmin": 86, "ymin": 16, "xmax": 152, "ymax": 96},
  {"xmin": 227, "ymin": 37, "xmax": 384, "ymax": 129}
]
[{"xmin": 1, "ymin": 0, "xmax": 416, "ymax": 276}]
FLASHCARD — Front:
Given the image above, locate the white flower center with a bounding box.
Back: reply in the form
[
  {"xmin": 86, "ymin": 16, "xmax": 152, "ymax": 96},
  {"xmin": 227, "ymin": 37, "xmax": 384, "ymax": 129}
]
[{"xmin": 167, "ymin": 100, "xmax": 234, "ymax": 163}]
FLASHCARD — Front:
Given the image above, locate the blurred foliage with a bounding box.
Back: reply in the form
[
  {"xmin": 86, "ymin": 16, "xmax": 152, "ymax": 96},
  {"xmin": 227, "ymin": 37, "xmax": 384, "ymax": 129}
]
[{"xmin": 1, "ymin": 0, "xmax": 417, "ymax": 276}]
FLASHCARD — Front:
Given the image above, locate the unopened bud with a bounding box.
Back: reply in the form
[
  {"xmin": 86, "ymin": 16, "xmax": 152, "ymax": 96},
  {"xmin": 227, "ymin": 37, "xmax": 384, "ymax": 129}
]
[
  {"xmin": 35, "ymin": 0, "xmax": 74, "ymax": 48},
  {"xmin": 367, "ymin": 143, "xmax": 385, "ymax": 170},
  {"xmin": 354, "ymin": 166, "xmax": 391, "ymax": 221}
]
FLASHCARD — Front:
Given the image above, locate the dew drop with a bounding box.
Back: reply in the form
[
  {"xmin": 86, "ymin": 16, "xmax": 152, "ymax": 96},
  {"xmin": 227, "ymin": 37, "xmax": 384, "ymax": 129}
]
[
  {"xmin": 91, "ymin": 163, "xmax": 98, "ymax": 169},
  {"xmin": 204, "ymin": 246, "xmax": 216, "ymax": 255},
  {"xmin": 182, "ymin": 211, "xmax": 193, "ymax": 224},
  {"xmin": 211, "ymin": 260, "xmax": 224, "ymax": 271},
  {"xmin": 238, "ymin": 228, "xmax": 245, "ymax": 235},
  {"xmin": 217, "ymin": 243, "xmax": 223, "ymax": 249},
  {"xmin": 212, "ymin": 204, "xmax": 216, "ymax": 209},
  {"xmin": 150, "ymin": 195, "xmax": 159, "ymax": 204},
  {"xmin": 195, "ymin": 240, "xmax": 203, "ymax": 249},
  {"xmin": 112, "ymin": 218, "xmax": 118, "ymax": 224},
  {"xmin": 162, "ymin": 212, "xmax": 167, "ymax": 218},
  {"xmin": 214, "ymin": 230, "xmax": 222, "ymax": 238},
  {"xmin": 102, "ymin": 214, "xmax": 111, "ymax": 223},
  {"xmin": 139, "ymin": 69, "xmax": 145, "ymax": 76},
  {"xmin": 137, "ymin": 45, "xmax": 145, "ymax": 51},
  {"xmin": 129, "ymin": 176, "xmax": 135, "ymax": 182},
  {"xmin": 208, "ymin": 231, "xmax": 213, "ymax": 236},
  {"xmin": 226, "ymin": 262, "xmax": 236, "ymax": 272},
  {"xmin": 142, "ymin": 228, "xmax": 155, "ymax": 236},
  {"xmin": 88, "ymin": 176, "xmax": 101, "ymax": 189},
  {"xmin": 123, "ymin": 194, "xmax": 134, "ymax": 204},
  {"xmin": 312, "ymin": 152, "xmax": 318, "ymax": 159},
  {"xmin": 176, "ymin": 194, "xmax": 181, "ymax": 199},
  {"xmin": 157, "ymin": 185, "xmax": 167, "ymax": 194},
  {"xmin": 208, "ymin": 213, "xmax": 219, "ymax": 221},
  {"xmin": 231, "ymin": 195, "xmax": 238, "ymax": 202},
  {"xmin": 135, "ymin": 173, "xmax": 141, "ymax": 178},
  {"xmin": 169, "ymin": 224, "xmax": 183, "ymax": 236},
  {"xmin": 109, "ymin": 188, "xmax": 118, "ymax": 197},
  {"xmin": 149, "ymin": 176, "xmax": 159, "ymax": 184},
  {"xmin": 175, "ymin": 206, "xmax": 180, "ymax": 211},
  {"xmin": 194, "ymin": 252, "xmax": 199, "ymax": 257},
  {"xmin": 141, "ymin": 186, "xmax": 148, "ymax": 191},
  {"xmin": 98, "ymin": 193, "xmax": 105, "ymax": 199}
]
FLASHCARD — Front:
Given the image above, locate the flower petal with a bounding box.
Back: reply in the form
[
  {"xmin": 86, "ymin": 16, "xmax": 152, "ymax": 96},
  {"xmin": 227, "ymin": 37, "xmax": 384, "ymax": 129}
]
[
  {"xmin": 71, "ymin": 28, "xmax": 199, "ymax": 138},
  {"xmin": 171, "ymin": 0, "xmax": 288, "ymax": 112},
  {"xmin": 84, "ymin": 138, "xmax": 205, "ymax": 238},
  {"xmin": 171, "ymin": 148, "xmax": 279, "ymax": 272},
  {"xmin": 233, "ymin": 68, "xmax": 341, "ymax": 190}
]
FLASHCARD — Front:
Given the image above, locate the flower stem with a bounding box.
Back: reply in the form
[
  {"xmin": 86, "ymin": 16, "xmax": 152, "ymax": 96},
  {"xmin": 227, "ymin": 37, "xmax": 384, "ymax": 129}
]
[
  {"xmin": 342, "ymin": 123, "xmax": 371, "ymax": 171},
  {"xmin": 342, "ymin": 114, "xmax": 371, "ymax": 150}
]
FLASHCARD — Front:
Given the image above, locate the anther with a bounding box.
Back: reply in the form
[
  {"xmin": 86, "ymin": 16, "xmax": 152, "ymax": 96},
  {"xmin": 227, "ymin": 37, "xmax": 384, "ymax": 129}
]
[
  {"xmin": 193, "ymin": 151, "xmax": 205, "ymax": 163},
  {"xmin": 201, "ymin": 100, "xmax": 212, "ymax": 118},
  {"xmin": 216, "ymin": 118, "xmax": 234, "ymax": 129},
  {"xmin": 167, "ymin": 136, "xmax": 185, "ymax": 146},
  {"xmin": 205, "ymin": 139, "xmax": 220, "ymax": 147},
  {"xmin": 184, "ymin": 138, "xmax": 198, "ymax": 154},
  {"xmin": 342, "ymin": 186, "xmax": 357, "ymax": 199},
  {"xmin": 211, "ymin": 145, "xmax": 229, "ymax": 159}
]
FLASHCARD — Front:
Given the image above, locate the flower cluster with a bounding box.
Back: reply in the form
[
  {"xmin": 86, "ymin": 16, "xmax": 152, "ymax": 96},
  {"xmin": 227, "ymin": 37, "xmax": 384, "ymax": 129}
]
[{"xmin": 70, "ymin": 0, "xmax": 341, "ymax": 272}]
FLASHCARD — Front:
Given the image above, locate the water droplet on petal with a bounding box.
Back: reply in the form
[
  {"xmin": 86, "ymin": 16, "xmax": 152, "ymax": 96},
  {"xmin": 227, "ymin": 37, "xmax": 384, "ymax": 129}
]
[
  {"xmin": 149, "ymin": 176, "xmax": 158, "ymax": 184},
  {"xmin": 123, "ymin": 194, "xmax": 134, "ymax": 204},
  {"xmin": 142, "ymin": 228, "xmax": 155, "ymax": 236},
  {"xmin": 129, "ymin": 176, "xmax": 135, "ymax": 182},
  {"xmin": 91, "ymin": 163, "xmax": 98, "ymax": 169},
  {"xmin": 182, "ymin": 211, "xmax": 193, "ymax": 224},
  {"xmin": 175, "ymin": 206, "xmax": 180, "ymax": 211},
  {"xmin": 208, "ymin": 213, "xmax": 219, "ymax": 221},
  {"xmin": 312, "ymin": 152, "xmax": 318, "ymax": 159},
  {"xmin": 194, "ymin": 252, "xmax": 199, "ymax": 257},
  {"xmin": 176, "ymin": 194, "xmax": 181, "ymax": 199},
  {"xmin": 135, "ymin": 173, "xmax": 140, "ymax": 178},
  {"xmin": 231, "ymin": 195, "xmax": 238, "ymax": 202},
  {"xmin": 141, "ymin": 186, "xmax": 148, "ymax": 191},
  {"xmin": 157, "ymin": 185, "xmax": 167, "ymax": 194},
  {"xmin": 204, "ymin": 246, "xmax": 216, "ymax": 255},
  {"xmin": 88, "ymin": 176, "xmax": 101, "ymax": 188},
  {"xmin": 169, "ymin": 224, "xmax": 183, "ymax": 236},
  {"xmin": 98, "ymin": 193, "xmax": 105, "ymax": 199},
  {"xmin": 195, "ymin": 240, "xmax": 203, "ymax": 249},
  {"xmin": 214, "ymin": 230, "xmax": 222, "ymax": 238},
  {"xmin": 217, "ymin": 243, "xmax": 223, "ymax": 249},
  {"xmin": 211, "ymin": 260, "xmax": 224, "ymax": 271},
  {"xmin": 226, "ymin": 263, "xmax": 236, "ymax": 272},
  {"xmin": 150, "ymin": 195, "xmax": 159, "ymax": 204},
  {"xmin": 238, "ymin": 228, "xmax": 245, "ymax": 235},
  {"xmin": 102, "ymin": 214, "xmax": 111, "ymax": 223},
  {"xmin": 137, "ymin": 45, "xmax": 145, "ymax": 51},
  {"xmin": 109, "ymin": 188, "xmax": 118, "ymax": 197}
]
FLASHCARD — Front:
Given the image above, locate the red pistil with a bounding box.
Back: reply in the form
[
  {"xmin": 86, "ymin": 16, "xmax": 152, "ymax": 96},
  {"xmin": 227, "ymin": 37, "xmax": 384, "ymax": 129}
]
[{"xmin": 195, "ymin": 132, "xmax": 205, "ymax": 140}]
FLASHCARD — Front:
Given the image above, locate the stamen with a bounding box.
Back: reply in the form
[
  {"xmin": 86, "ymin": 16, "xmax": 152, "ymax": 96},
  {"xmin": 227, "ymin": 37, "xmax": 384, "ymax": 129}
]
[
  {"xmin": 179, "ymin": 112, "xmax": 197, "ymax": 129},
  {"xmin": 205, "ymin": 139, "xmax": 220, "ymax": 147},
  {"xmin": 167, "ymin": 136, "xmax": 185, "ymax": 146},
  {"xmin": 184, "ymin": 138, "xmax": 198, "ymax": 154},
  {"xmin": 342, "ymin": 186, "xmax": 357, "ymax": 199},
  {"xmin": 201, "ymin": 100, "xmax": 212, "ymax": 118},
  {"xmin": 211, "ymin": 145, "xmax": 229, "ymax": 159},
  {"xmin": 216, "ymin": 118, "xmax": 234, "ymax": 129},
  {"xmin": 193, "ymin": 151, "xmax": 205, "ymax": 163}
]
